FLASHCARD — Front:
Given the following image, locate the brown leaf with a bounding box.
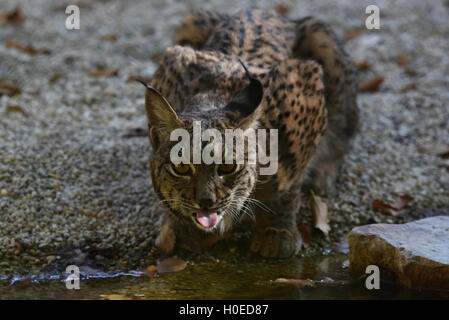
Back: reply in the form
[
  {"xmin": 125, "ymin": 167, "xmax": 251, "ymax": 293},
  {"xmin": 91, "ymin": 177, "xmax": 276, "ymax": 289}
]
[
  {"xmin": 6, "ymin": 105, "xmax": 27, "ymax": 116},
  {"xmin": 0, "ymin": 5, "xmax": 25, "ymax": 26},
  {"xmin": 126, "ymin": 75, "xmax": 152, "ymax": 83},
  {"xmin": 372, "ymin": 199, "xmax": 397, "ymax": 215},
  {"xmin": 391, "ymin": 195, "xmax": 414, "ymax": 210},
  {"xmin": 151, "ymin": 52, "xmax": 163, "ymax": 63},
  {"xmin": 310, "ymin": 192, "xmax": 330, "ymax": 236},
  {"xmin": 357, "ymin": 61, "xmax": 370, "ymax": 71},
  {"xmin": 399, "ymin": 83, "xmax": 417, "ymax": 93},
  {"xmin": 49, "ymin": 73, "xmax": 64, "ymax": 83},
  {"xmin": 157, "ymin": 257, "xmax": 187, "ymax": 274},
  {"xmin": 275, "ymin": 4, "xmax": 289, "ymax": 15},
  {"xmin": 358, "ymin": 77, "xmax": 384, "ymax": 92},
  {"xmin": 344, "ymin": 28, "xmax": 363, "ymax": 41},
  {"xmin": 5, "ymin": 40, "xmax": 51, "ymax": 55},
  {"xmin": 298, "ymin": 224, "xmax": 312, "ymax": 248},
  {"xmin": 397, "ymin": 55, "xmax": 410, "ymax": 66},
  {"xmin": 418, "ymin": 143, "xmax": 449, "ymax": 159},
  {"xmin": 87, "ymin": 68, "xmax": 118, "ymax": 77},
  {"xmin": 0, "ymin": 80, "xmax": 21, "ymax": 96},
  {"xmin": 99, "ymin": 34, "xmax": 118, "ymax": 42},
  {"xmin": 275, "ymin": 278, "xmax": 315, "ymax": 287},
  {"xmin": 142, "ymin": 265, "xmax": 158, "ymax": 278},
  {"xmin": 372, "ymin": 195, "xmax": 414, "ymax": 216}
]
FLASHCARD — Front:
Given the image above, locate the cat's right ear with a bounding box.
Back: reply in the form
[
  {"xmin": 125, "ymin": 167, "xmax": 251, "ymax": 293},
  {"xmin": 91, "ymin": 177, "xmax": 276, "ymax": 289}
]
[{"xmin": 136, "ymin": 79, "xmax": 183, "ymax": 149}]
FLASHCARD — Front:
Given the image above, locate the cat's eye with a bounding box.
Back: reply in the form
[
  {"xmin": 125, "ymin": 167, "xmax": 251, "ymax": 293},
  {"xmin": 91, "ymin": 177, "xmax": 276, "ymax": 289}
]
[
  {"xmin": 172, "ymin": 163, "xmax": 191, "ymax": 175},
  {"xmin": 217, "ymin": 163, "xmax": 237, "ymax": 175}
]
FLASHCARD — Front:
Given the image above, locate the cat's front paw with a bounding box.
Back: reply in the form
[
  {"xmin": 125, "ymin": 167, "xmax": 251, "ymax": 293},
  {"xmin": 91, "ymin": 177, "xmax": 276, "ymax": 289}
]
[{"xmin": 250, "ymin": 227, "xmax": 302, "ymax": 258}]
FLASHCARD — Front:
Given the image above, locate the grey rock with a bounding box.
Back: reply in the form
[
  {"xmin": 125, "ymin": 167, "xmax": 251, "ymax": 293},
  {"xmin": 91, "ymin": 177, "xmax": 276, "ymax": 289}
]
[{"xmin": 348, "ymin": 216, "xmax": 449, "ymax": 291}]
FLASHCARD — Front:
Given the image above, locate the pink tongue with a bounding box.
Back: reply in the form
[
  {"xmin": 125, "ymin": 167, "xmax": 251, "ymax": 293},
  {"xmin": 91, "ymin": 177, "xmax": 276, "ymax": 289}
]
[{"xmin": 196, "ymin": 212, "xmax": 218, "ymax": 228}]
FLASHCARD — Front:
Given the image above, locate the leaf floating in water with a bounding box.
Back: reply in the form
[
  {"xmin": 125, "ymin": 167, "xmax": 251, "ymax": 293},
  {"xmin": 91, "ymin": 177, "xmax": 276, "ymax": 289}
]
[
  {"xmin": 0, "ymin": 5, "xmax": 25, "ymax": 26},
  {"xmin": 142, "ymin": 265, "xmax": 158, "ymax": 278},
  {"xmin": 275, "ymin": 278, "xmax": 315, "ymax": 287},
  {"xmin": 310, "ymin": 192, "xmax": 330, "ymax": 236},
  {"xmin": 157, "ymin": 257, "xmax": 187, "ymax": 274},
  {"xmin": 358, "ymin": 77, "xmax": 384, "ymax": 92}
]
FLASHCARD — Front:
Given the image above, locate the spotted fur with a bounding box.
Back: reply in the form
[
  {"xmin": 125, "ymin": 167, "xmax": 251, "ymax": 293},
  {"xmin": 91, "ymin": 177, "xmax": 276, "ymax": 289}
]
[{"xmin": 142, "ymin": 8, "xmax": 358, "ymax": 257}]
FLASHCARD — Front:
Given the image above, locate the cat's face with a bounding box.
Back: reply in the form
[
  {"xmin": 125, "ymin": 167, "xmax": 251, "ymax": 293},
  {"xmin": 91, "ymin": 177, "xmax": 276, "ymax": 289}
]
[
  {"xmin": 139, "ymin": 75, "xmax": 263, "ymax": 233},
  {"xmin": 150, "ymin": 132, "xmax": 258, "ymax": 233}
]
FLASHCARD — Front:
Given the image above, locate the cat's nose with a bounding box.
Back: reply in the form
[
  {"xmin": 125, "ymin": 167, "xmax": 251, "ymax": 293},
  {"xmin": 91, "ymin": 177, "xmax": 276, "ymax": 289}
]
[{"xmin": 198, "ymin": 197, "xmax": 215, "ymax": 210}]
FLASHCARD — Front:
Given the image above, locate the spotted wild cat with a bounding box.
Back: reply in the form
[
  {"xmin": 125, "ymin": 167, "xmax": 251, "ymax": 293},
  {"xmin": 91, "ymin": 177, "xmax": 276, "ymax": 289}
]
[{"xmin": 138, "ymin": 8, "xmax": 358, "ymax": 258}]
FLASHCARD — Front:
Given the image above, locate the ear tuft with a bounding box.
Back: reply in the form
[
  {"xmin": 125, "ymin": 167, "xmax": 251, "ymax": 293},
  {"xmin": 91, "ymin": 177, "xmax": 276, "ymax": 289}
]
[{"xmin": 137, "ymin": 79, "xmax": 183, "ymax": 148}]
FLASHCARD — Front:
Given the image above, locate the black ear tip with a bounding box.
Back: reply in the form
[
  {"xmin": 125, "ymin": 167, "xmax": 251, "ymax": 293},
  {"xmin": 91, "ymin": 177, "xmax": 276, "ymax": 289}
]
[
  {"xmin": 135, "ymin": 78, "xmax": 149, "ymax": 87},
  {"xmin": 135, "ymin": 79, "xmax": 162, "ymax": 95},
  {"xmin": 238, "ymin": 58, "xmax": 255, "ymax": 80}
]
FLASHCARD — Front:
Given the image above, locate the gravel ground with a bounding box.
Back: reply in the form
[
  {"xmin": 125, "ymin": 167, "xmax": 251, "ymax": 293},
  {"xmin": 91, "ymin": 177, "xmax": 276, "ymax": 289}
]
[{"xmin": 0, "ymin": 0, "xmax": 448, "ymax": 276}]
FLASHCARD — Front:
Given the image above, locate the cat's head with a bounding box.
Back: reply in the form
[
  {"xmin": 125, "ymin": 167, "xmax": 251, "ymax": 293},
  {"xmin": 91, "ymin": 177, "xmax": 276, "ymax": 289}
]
[{"xmin": 139, "ymin": 76, "xmax": 263, "ymax": 233}]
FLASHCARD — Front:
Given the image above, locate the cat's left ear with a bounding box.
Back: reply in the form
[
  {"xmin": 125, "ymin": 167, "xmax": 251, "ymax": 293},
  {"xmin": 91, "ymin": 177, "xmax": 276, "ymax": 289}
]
[
  {"xmin": 225, "ymin": 63, "xmax": 264, "ymax": 129},
  {"xmin": 136, "ymin": 79, "xmax": 183, "ymax": 149}
]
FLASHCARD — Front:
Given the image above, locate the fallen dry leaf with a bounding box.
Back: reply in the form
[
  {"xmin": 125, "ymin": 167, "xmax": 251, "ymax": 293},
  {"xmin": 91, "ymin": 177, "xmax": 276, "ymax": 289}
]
[
  {"xmin": 275, "ymin": 4, "xmax": 289, "ymax": 15},
  {"xmin": 0, "ymin": 80, "xmax": 21, "ymax": 96},
  {"xmin": 358, "ymin": 77, "xmax": 384, "ymax": 92},
  {"xmin": 417, "ymin": 143, "xmax": 449, "ymax": 159},
  {"xmin": 87, "ymin": 68, "xmax": 118, "ymax": 77},
  {"xmin": 157, "ymin": 257, "xmax": 187, "ymax": 274},
  {"xmin": 310, "ymin": 192, "xmax": 330, "ymax": 236},
  {"xmin": 0, "ymin": 5, "xmax": 25, "ymax": 26},
  {"xmin": 126, "ymin": 75, "xmax": 152, "ymax": 83},
  {"xmin": 99, "ymin": 34, "xmax": 118, "ymax": 42},
  {"xmin": 151, "ymin": 52, "xmax": 163, "ymax": 63},
  {"xmin": 357, "ymin": 61, "xmax": 370, "ymax": 71},
  {"xmin": 397, "ymin": 55, "xmax": 410, "ymax": 66},
  {"xmin": 5, "ymin": 40, "xmax": 51, "ymax": 55},
  {"xmin": 49, "ymin": 73, "xmax": 63, "ymax": 83},
  {"xmin": 344, "ymin": 28, "xmax": 363, "ymax": 41},
  {"xmin": 372, "ymin": 195, "xmax": 414, "ymax": 216},
  {"xmin": 142, "ymin": 265, "xmax": 158, "ymax": 278},
  {"xmin": 275, "ymin": 278, "xmax": 315, "ymax": 287},
  {"xmin": 391, "ymin": 195, "xmax": 414, "ymax": 210},
  {"xmin": 399, "ymin": 83, "xmax": 417, "ymax": 93},
  {"xmin": 6, "ymin": 105, "xmax": 27, "ymax": 116}
]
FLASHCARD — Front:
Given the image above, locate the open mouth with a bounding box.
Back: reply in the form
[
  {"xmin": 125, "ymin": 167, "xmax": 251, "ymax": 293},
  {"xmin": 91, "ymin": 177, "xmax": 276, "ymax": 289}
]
[{"xmin": 193, "ymin": 211, "xmax": 222, "ymax": 229}]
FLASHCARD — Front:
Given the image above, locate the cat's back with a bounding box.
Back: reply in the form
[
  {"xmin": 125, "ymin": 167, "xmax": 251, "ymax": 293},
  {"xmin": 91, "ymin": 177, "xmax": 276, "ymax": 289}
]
[{"xmin": 203, "ymin": 8, "xmax": 296, "ymax": 66}]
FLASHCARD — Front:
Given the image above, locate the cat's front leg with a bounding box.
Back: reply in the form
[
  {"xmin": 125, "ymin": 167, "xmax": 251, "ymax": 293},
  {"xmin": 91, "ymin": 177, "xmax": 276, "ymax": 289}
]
[
  {"xmin": 155, "ymin": 212, "xmax": 177, "ymax": 255},
  {"xmin": 249, "ymin": 187, "xmax": 303, "ymax": 258}
]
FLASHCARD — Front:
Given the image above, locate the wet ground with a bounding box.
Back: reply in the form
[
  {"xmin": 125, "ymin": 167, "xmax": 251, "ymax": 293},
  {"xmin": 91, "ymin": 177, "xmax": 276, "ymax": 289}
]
[
  {"xmin": 1, "ymin": 0, "xmax": 449, "ymax": 299},
  {"xmin": 2, "ymin": 244, "xmax": 449, "ymax": 300}
]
